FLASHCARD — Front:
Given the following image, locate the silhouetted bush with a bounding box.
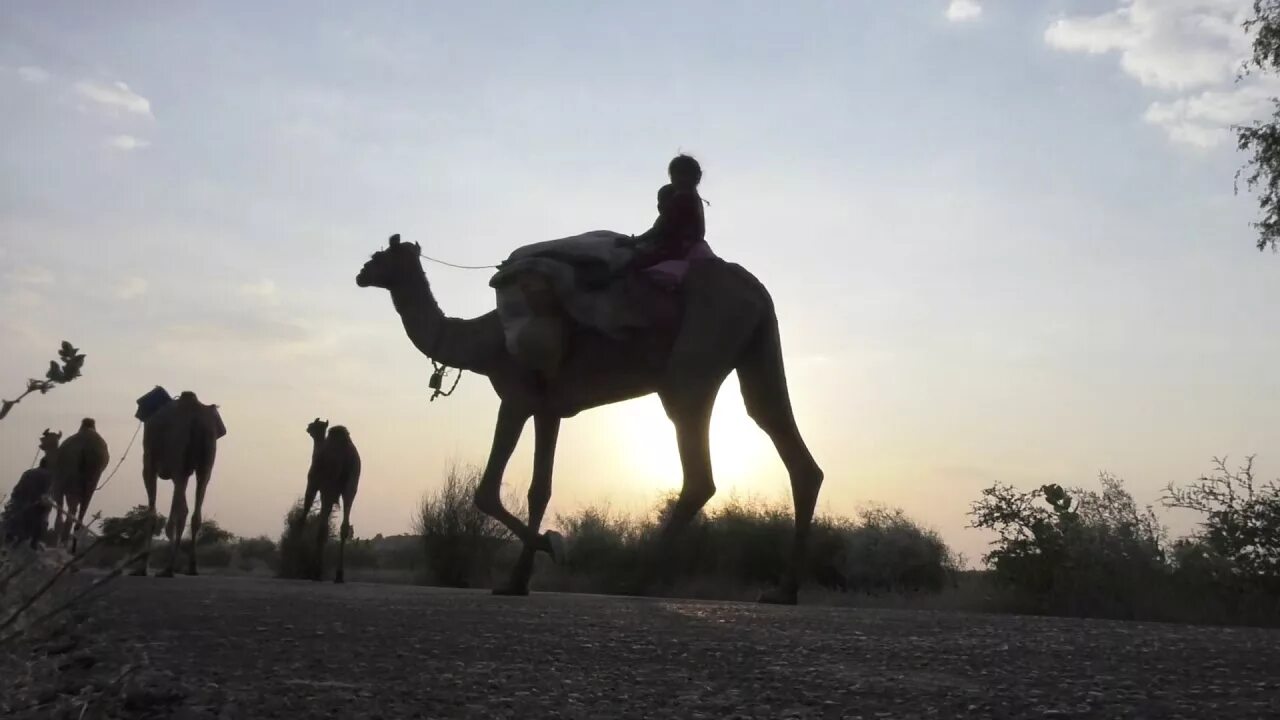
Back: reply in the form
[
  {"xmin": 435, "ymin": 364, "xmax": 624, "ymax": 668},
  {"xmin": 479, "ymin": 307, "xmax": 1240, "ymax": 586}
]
[
  {"xmin": 100, "ymin": 505, "xmax": 166, "ymax": 548},
  {"xmin": 970, "ymin": 474, "xmax": 1170, "ymax": 619},
  {"xmin": 234, "ymin": 535, "xmax": 278, "ymax": 572},
  {"xmin": 412, "ymin": 464, "xmax": 517, "ymax": 588},
  {"xmin": 545, "ymin": 496, "xmax": 959, "ymax": 597},
  {"xmin": 277, "ymin": 498, "xmax": 333, "ymax": 580}
]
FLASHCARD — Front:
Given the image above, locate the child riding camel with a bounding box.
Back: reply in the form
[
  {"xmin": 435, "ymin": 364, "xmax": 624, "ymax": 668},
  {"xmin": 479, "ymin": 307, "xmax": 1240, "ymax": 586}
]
[{"xmin": 628, "ymin": 154, "xmax": 715, "ymax": 284}]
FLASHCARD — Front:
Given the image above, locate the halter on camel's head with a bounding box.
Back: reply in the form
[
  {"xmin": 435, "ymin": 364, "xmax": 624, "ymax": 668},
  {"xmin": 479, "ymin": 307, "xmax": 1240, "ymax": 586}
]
[{"xmin": 356, "ymin": 234, "xmax": 422, "ymax": 289}]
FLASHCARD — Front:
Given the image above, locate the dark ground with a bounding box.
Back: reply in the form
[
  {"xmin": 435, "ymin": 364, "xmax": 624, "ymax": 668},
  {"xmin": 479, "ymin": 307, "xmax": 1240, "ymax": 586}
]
[{"xmin": 17, "ymin": 574, "xmax": 1280, "ymax": 719}]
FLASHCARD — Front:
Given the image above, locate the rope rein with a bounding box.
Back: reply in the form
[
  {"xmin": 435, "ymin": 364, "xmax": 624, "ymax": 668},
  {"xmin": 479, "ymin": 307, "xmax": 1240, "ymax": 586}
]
[
  {"xmin": 417, "ymin": 250, "xmax": 498, "ymax": 271},
  {"xmin": 96, "ymin": 420, "xmax": 142, "ymax": 492}
]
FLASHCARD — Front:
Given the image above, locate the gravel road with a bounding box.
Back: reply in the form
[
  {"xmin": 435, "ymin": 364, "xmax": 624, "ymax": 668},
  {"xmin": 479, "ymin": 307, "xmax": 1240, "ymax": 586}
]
[{"xmin": 26, "ymin": 574, "xmax": 1280, "ymax": 719}]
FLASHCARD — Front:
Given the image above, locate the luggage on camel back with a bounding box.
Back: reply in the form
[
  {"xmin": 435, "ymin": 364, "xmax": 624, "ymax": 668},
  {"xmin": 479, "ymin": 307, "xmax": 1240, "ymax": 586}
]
[{"xmin": 489, "ymin": 230, "xmax": 718, "ymax": 378}]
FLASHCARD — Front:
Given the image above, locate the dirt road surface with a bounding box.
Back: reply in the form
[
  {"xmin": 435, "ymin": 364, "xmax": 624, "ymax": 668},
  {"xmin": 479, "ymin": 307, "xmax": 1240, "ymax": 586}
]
[{"xmin": 29, "ymin": 575, "xmax": 1280, "ymax": 718}]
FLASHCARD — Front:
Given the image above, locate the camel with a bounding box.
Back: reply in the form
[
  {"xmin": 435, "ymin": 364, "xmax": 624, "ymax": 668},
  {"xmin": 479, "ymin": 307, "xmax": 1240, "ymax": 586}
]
[
  {"xmin": 2, "ymin": 435, "xmax": 57, "ymax": 549},
  {"xmin": 356, "ymin": 234, "xmax": 823, "ymax": 603},
  {"xmin": 45, "ymin": 419, "xmax": 110, "ymax": 551},
  {"xmin": 133, "ymin": 391, "xmax": 221, "ymax": 578},
  {"xmin": 298, "ymin": 418, "xmax": 362, "ymax": 583}
]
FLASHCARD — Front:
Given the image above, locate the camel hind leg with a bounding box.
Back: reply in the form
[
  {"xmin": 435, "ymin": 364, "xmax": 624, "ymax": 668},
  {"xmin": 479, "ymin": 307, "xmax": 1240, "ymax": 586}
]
[
  {"xmin": 160, "ymin": 475, "xmax": 190, "ymax": 579},
  {"xmin": 187, "ymin": 466, "xmax": 212, "ymax": 576},
  {"xmin": 736, "ymin": 312, "xmax": 824, "ymax": 605}
]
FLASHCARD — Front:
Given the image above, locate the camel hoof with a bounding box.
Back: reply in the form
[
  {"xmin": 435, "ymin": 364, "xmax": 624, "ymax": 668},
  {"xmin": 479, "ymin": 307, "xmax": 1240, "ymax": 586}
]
[
  {"xmin": 334, "ymin": 575, "xmax": 345, "ymax": 585},
  {"xmin": 544, "ymin": 530, "xmax": 567, "ymax": 565},
  {"xmin": 186, "ymin": 568, "xmax": 199, "ymax": 577},
  {"xmin": 128, "ymin": 568, "xmax": 148, "ymax": 578},
  {"xmin": 157, "ymin": 569, "xmax": 175, "ymax": 579},
  {"xmin": 757, "ymin": 587, "xmax": 798, "ymax": 605},
  {"xmin": 492, "ymin": 585, "xmax": 530, "ymax": 597}
]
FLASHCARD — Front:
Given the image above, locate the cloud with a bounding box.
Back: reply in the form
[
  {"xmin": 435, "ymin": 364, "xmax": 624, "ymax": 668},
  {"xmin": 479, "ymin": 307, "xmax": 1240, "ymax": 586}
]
[
  {"xmin": 107, "ymin": 134, "xmax": 151, "ymax": 151},
  {"xmin": 113, "ymin": 277, "xmax": 148, "ymax": 300},
  {"xmin": 73, "ymin": 79, "xmax": 153, "ymax": 117},
  {"xmin": 1044, "ymin": 1, "xmax": 1271, "ymax": 148},
  {"xmin": 16, "ymin": 66, "xmax": 49, "ymax": 84},
  {"xmin": 946, "ymin": 0, "xmax": 983, "ymax": 23},
  {"xmin": 1144, "ymin": 81, "xmax": 1280, "ymax": 148},
  {"xmin": 5, "ymin": 265, "xmax": 54, "ymax": 286},
  {"xmin": 238, "ymin": 279, "xmax": 281, "ymax": 307}
]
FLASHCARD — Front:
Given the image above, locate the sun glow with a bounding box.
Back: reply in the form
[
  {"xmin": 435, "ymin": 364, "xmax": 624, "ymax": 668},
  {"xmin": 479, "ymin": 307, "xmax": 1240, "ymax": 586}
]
[{"xmin": 604, "ymin": 388, "xmax": 782, "ymax": 497}]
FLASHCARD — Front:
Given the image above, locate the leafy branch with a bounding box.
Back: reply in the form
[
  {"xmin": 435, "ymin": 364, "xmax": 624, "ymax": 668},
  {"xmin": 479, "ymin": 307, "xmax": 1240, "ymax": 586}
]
[{"xmin": 0, "ymin": 341, "xmax": 86, "ymax": 421}]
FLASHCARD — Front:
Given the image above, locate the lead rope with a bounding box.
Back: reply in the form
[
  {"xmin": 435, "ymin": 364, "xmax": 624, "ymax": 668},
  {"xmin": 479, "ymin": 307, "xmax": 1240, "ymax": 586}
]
[
  {"xmin": 95, "ymin": 420, "xmax": 142, "ymax": 491},
  {"xmin": 429, "ymin": 362, "xmax": 463, "ymax": 402}
]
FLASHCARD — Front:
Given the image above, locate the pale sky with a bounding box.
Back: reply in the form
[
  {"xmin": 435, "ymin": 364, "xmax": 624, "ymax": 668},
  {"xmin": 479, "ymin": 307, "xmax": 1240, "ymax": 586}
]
[{"xmin": 3, "ymin": 1, "xmax": 1278, "ymax": 564}]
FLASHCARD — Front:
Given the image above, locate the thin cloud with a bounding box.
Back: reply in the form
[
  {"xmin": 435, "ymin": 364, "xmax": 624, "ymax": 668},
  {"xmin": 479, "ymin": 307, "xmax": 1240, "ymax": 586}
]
[
  {"xmin": 16, "ymin": 65, "xmax": 49, "ymax": 84},
  {"xmin": 114, "ymin": 277, "xmax": 149, "ymax": 300},
  {"xmin": 946, "ymin": 0, "xmax": 982, "ymax": 23},
  {"xmin": 6, "ymin": 265, "xmax": 54, "ymax": 286},
  {"xmin": 107, "ymin": 134, "xmax": 151, "ymax": 151},
  {"xmin": 74, "ymin": 79, "xmax": 153, "ymax": 117}
]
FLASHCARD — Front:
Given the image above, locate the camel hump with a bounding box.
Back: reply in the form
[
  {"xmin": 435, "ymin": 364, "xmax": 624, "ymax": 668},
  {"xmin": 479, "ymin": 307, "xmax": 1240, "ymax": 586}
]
[
  {"xmin": 328, "ymin": 425, "xmax": 351, "ymax": 440},
  {"xmin": 80, "ymin": 418, "xmax": 96, "ymax": 430}
]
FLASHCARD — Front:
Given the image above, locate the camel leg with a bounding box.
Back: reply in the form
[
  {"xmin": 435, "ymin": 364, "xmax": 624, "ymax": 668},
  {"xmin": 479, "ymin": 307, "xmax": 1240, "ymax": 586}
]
[
  {"xmin": 52, "ymin": 493, "xmax": 69, "ymax": 548},
  {"xmin": 70, "ymin": 497, "xmax": 90, "ymax": 554},
  {"xmin": 495, "ymin": 414, "xmax": 560, "ymax": 596},
  {"xmin": 737, "ymin": 316, "xmax": 824, "ymax": 605},
  {"xmin": 187, "ymin": 467, "xmax": 211, "ymax": 576},
  {"xmin": 647, "ymin": 387, "xmax": 719, "ymax": 583},
  {"xmin": 133, "ymin": 461, "xmax": 159, "ymax": 576},
  {"xmin": 336, "ymin": 494, "xmax": 353, "ymax": 584},
  {"xmin": 315, "ymin": 497, "xmax": 336, "ymax": 582},
  {"xmin": 160, "ymin": 476, "xmax": 189, "ymax": 579},
  {"xmin": 474, "ymin": 401, "xmax": 552, "ymax": 551}
]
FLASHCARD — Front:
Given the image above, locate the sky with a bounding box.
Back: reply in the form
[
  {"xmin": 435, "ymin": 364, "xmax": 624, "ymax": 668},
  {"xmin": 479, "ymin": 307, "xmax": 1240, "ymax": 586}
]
[{"xmin": 2, "ymin": 1, "xmax": 1279, "ymax": 565}]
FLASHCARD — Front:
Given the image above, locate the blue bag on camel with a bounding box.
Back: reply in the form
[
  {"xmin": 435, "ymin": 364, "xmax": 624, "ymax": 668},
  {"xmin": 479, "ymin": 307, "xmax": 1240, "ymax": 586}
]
[{"xmin": 135, "ymin": 386, "xmax": 171, "ymax": 422}]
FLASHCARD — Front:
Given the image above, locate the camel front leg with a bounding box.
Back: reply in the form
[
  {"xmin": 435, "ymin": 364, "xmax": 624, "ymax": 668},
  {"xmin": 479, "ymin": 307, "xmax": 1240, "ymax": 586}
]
[
  {"xmin": 133, "ymin": 461, "xmax": 158, "ymax": 576},
  {"xmin": 474, "ymin": 401, "xmax": 552, "ymax": 553},
  {"xmin": 160, "ymin": 476, "xmax": 189, "ymax": 578},
  {"xmin": 495, "ymin": 413, "xmax": 560, "ymax": 596},
  {"xmin": 315, "ymin": 498, "xmax": 336, "ymax": 582},
  {"xmin": 187, "ymin": 467, "xmax": 211, "ymax": 576},
  {"xmin": 336, "ymin": 496, "xmax": 353, "ymax": 584}
]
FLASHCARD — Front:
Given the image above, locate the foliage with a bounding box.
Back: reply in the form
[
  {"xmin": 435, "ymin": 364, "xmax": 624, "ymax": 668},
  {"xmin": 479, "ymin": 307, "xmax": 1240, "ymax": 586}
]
[
  {"xmin": 412, "ymin": 463, "xmax": 517, "ymax": 588},
  {"xmin": 547, "ymin": 497, "xmax": 959, "ymax": 597},
  {"xmin": 0, "ymin": 342, "xmax": 87, "ymax": 422},
  {"xmin": 969, "ymin": 474, "xmax": 1170, "ymax": 618},
  {"xmin": 1236, "ymin": 1, "xmax": 1280, "ymax": 251},
  {"xmin": 1164, "ymin": 456, "xmax": 1280, "ymax": 592},
  {"xmin": 100, "ymin": 506, "xmax": 166, "ymax": 548},
  {"xmin": 196, "ymin": 518, "xmax": 235, "ymax": 547},
  {"xmin": 276, "ymin": 498, "xmax": 333, "ymax": 580}
]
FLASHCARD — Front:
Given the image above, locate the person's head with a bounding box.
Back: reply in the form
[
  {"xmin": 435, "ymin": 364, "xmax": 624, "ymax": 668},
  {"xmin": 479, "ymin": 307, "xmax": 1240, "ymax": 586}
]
[{"xmin": 668, "ymin": 154, "xmax": 701, "ymax": 189}]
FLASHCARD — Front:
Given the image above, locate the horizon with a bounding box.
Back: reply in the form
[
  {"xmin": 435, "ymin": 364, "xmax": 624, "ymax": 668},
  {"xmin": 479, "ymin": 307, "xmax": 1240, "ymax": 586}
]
[{"xmin": 4, "ymin": 1, "xmax": 1280, "ymax": 565}]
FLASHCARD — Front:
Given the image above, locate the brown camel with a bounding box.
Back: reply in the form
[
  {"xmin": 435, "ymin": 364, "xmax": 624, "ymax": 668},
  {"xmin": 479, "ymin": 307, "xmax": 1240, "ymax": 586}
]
[
  {"xmin": 133, "ymin": 391, "xmax": 221, "ymax": 578},
  {"xmin": 45, "ymin": 419, "xmax": 110, "ymax": 551},
  {"xmin": 356, "ymin": 234, "xmax": 823, "ymax": 603},
  {"xmin": 300, "ymin": 417, "xmax": 361, "ymax": 583}
]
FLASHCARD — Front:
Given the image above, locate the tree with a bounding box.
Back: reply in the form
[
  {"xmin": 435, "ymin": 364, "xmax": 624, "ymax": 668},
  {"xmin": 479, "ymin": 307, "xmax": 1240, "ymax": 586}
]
[
  {"xmin": 1236, "ymin": 1, "xmax": 1280, "ymax": 251},
  {"xmin": 196, "ymin": 518, "xmax": 236, "ymax": 546},
  {"xmin": 0, "ymin": 342, "xmax": 86, "ymax": 421},
  {"xmin": 101, "ymin": 505, "xmax": 166, "ymax": 547}
]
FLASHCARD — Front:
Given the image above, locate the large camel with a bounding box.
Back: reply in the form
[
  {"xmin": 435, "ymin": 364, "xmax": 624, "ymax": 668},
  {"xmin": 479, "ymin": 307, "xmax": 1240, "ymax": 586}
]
[
  {"xmin": 47, "ymin": 418, "xmax": 110, "ymax": 551},
  {"xmin": 356, "ymin": 234, "xmax": 823, "ymax": 603},
  {"xmin": 299, "ymin": 418, "xmax": 362, "ymax": 583},
  {"xmin": 134, "ymin": 391, "xmax": 221, "ymax": 577}
]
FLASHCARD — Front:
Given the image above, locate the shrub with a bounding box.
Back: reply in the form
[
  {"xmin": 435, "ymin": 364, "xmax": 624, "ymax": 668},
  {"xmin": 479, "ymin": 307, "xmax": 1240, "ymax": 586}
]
[
  {"xmin": 277, "ymin": 498, "xmax": 333, "ymax": 580},
  {"xmin": 412, "ymin": 464, "xmax": 518, "ymax": 588},
  {"xmin": 970, "ymin": 474, "xmax": 1173, "ymax": 618},
  {"xmin": 100, "ymin": 505, "xmax": 166, "ymax": 548}
]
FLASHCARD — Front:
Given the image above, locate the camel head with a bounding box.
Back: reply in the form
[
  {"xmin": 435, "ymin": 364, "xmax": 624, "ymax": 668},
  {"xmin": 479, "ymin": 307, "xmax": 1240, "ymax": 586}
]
[
  {"xmin": 39, "ymin": 428, "xmax": 62, "ymax": 455},
  {"xmin": 306, "ymin": 417, "xmax": 329, "ymax": 442},
  {"xmin": 356, "ymin": 233, "xmax": 421, "ymax": 289}
]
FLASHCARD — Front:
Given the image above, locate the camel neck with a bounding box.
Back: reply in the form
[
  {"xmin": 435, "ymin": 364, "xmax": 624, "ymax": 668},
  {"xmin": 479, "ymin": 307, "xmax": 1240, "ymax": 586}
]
[{"xmin": 386, "ymin": 262, "xmax": 498, "ymax": 375}]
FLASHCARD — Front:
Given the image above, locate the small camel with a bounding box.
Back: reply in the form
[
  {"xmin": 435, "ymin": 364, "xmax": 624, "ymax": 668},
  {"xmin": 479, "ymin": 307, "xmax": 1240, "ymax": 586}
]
[
  {"xmin": 357, "ymin": 234, "xmax": 823, "ymax": 603},
  {"xmin": 299, "ymin": 418, "xmax": 361, "ymax": 583},
  {"xmin": 134, "ymin": 391, "xmax": 221, "ymax": 578},
  {"xmin": 46, "ymin": 419, "xmax": 110, "ymax": 551},
  {"xmin": 2, "ymin": 437, "xmax": 56, "ymax": 549}
]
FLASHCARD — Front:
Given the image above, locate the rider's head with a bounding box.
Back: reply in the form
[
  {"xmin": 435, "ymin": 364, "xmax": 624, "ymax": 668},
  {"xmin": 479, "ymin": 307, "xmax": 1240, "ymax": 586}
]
[{"xmin": 668, "ymin": 154, "xmax": 701, "ymax": 190}]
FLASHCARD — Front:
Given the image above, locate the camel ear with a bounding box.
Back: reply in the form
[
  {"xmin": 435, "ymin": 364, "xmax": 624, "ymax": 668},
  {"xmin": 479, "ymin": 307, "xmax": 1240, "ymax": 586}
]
[{"xmin": 390, "ymin": 233, "xmax": 400, "ymax": 246}]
